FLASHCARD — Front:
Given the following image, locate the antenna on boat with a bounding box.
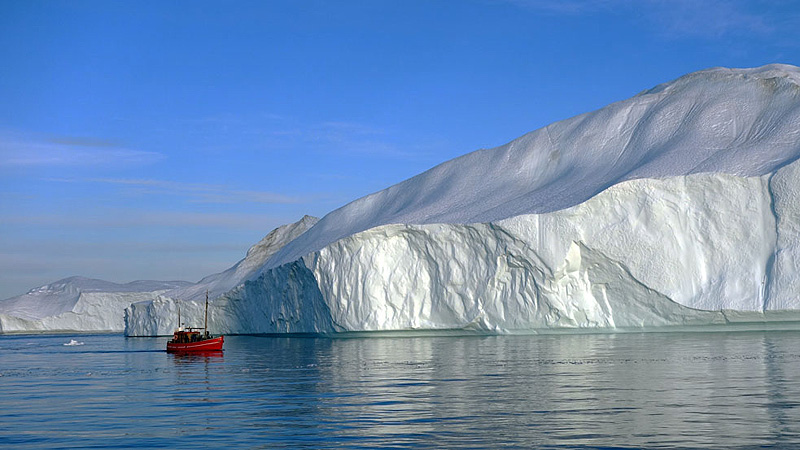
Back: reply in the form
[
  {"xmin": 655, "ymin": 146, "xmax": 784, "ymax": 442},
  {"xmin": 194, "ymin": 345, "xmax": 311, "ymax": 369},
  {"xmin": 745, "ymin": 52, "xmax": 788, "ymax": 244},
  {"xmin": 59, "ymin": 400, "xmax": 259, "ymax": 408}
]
[
  {"xmin": 204, "ymin": 290, "xmax": 209, "ymax": 337},
  {"xmin": 177, "ymin": 303, "xmax": 181, "ymax": 330}
]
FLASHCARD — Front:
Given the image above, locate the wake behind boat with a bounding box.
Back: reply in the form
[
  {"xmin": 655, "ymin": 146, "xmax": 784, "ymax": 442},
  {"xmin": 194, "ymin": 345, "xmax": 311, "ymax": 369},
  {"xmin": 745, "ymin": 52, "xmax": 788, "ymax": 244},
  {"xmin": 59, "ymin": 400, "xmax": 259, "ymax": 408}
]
[{"xmin": 167, "ymin": 291, "xmax": 224, "ymax": 352}]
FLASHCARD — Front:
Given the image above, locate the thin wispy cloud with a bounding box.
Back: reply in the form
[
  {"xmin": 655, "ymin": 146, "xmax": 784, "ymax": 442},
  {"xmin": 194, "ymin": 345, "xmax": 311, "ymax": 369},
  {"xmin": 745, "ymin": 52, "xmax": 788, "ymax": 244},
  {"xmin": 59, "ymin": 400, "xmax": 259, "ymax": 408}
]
[
  {"xmin": 644, "ymin": 0, "xmax": 773, "ymax": 39},
  {"xmin": 46, "ymin": 136, "xmax": 121, "ymax": 147},
  {"xmin": 313, "ymin": 121, "xmax": 420, "ymax": 157},
  {"xmin": 175, "ymin": 111, "xmax": 441, "ymax": 161},
  {"xmin": 52, "ymin": 177, "xmax": 306, "ymax": 205},
  {"xmin": 0, "ymin": 132, "xmax": 163, "ymax": 167},
  {"xmin": 1, "ymin": 239, "xmax": 247, "ymax": 255},
  {"xmin": 318, "ymin": 121, "xmax": 384, "ymax": 136},
  {"xmin": 1, "ymin": 210, "xmax": 292, "ymax": 231},
  {"xmin": 172, "ymin": 112, "xmax": 430, "ymax": 160},
  {"xmin": 505, "ymin": 0, "xmax": 789, "ymax": 40}
]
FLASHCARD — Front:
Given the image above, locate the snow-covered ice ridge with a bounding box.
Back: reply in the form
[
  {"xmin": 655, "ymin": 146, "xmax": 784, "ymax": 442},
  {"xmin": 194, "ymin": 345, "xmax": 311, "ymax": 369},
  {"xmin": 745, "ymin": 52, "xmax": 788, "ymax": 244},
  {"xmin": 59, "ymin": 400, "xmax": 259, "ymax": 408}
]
[{"xmin": 126, "ymin": 64, "xmax": 800, "ymax": 335}]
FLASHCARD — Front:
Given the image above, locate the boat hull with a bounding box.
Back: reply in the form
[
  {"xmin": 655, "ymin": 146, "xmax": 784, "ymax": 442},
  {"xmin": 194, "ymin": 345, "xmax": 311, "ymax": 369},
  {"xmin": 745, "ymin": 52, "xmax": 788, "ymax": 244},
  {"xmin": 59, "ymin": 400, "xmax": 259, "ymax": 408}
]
[{"xmin": 166, "ymin": 336, "xmax": 224, "ymax": 352}]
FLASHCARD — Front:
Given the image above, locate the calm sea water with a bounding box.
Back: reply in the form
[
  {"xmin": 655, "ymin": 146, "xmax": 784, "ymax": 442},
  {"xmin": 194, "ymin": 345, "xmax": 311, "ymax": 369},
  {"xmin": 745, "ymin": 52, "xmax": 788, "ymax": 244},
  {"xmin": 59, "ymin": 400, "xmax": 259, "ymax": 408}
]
[{"xmin": 1, "ymin": 331, "xmax": 800, "ymax": 449}]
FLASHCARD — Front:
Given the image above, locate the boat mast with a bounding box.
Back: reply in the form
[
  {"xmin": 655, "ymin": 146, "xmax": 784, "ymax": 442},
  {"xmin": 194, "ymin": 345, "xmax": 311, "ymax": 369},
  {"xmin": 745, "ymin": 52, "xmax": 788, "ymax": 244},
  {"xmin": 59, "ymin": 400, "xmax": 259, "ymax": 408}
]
[
  {"xmin": 177, "ymin": 304, "xmax": 181, "ymax": 330},
  {"xmin": 204, "ymin": 290, "xmax": 209, "ymax": 335}
]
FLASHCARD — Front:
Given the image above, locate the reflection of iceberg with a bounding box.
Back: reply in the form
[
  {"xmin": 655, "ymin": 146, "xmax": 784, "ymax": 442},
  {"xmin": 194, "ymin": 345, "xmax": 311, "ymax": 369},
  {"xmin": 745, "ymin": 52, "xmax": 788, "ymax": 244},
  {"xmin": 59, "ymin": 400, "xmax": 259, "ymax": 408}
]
[
  {"xmin": 125, "ymin": 64, "xmax": 800, "ymax": 335},
  {"xmin": 221, "ymin": 333, "xmax": 789, "ymax": 448},
  {"xmin": 315, "ymin": 334, "xmax": 794, "ymax": 448}
]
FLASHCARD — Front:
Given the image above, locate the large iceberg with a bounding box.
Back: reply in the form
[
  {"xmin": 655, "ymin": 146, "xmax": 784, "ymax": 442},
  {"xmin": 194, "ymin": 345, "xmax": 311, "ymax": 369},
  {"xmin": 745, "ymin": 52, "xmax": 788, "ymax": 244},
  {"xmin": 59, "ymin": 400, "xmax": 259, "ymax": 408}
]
[
  {"xmin": 14, "ymin": 64, "xmax": 800, "ymax": 336},
  {"xmin": 129, "ymin": 64, "xmax": 800, "ymax": 335}
]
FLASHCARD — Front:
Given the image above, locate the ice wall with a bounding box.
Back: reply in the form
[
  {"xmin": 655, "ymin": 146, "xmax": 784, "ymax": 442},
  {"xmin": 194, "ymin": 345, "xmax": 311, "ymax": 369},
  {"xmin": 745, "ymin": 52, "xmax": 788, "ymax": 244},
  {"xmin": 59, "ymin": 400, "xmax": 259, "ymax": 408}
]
[{"xmin": 127, "ymin": 259, "xmax": 336, "ymax": 336}]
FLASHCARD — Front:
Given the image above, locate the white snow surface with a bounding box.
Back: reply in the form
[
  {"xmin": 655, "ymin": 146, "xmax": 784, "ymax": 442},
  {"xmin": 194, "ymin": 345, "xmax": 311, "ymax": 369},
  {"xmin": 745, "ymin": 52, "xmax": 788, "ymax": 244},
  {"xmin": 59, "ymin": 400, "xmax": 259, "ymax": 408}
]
[
  {"xmin": 122, "ymin": 64, "xmax": 800, "ymax": 336},
  {"xmin": 268, "ymin": 64, "xmax": 800, "ymax": 269}
]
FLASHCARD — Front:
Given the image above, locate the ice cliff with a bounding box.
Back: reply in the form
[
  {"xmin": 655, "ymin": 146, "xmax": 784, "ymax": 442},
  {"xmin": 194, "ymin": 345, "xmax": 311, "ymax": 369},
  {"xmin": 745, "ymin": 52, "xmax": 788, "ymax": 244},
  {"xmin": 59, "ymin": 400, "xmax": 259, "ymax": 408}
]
[{"xmin": 128, "ymin": 64, "xmax": 800, "ymax": 335}]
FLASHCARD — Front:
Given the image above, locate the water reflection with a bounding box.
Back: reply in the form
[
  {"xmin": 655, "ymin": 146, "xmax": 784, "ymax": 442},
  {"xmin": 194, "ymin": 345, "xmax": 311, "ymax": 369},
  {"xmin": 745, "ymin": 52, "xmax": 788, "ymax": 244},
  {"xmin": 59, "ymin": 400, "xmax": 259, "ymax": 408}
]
[
  {"xmin": 169, "ymin": 351, "xmax": 224, "ymax": 363},
  {"xmin": 4, "ymin": 332, "xmax": 800, "ymax": 448},
  {"xmin": 762, "ymin": 335, "xmax": 800, "ymax": 443},
  {"xmin": 226, "ymin": 333, "xmax": 800, "ymax": 449}
]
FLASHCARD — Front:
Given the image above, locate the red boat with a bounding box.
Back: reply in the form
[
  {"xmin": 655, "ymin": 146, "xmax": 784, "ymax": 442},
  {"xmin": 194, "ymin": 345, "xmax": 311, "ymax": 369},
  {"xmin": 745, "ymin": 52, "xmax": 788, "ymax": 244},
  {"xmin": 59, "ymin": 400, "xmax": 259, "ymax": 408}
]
[
  {"xmin": 167, "ymin": 328, "xmax": 224, "ymax": 352},
  {"xmin": 167, "ymin": 291, "xmax": 224, "ymax": 352}
]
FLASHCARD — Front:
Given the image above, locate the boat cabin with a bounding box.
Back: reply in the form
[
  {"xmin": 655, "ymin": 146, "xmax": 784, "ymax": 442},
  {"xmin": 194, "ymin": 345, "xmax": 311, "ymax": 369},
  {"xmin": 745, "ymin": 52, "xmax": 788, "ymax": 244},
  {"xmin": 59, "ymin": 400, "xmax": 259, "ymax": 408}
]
[{"xmin": 169, "ymin": 327, "xmax": 212, "ymax": 344}]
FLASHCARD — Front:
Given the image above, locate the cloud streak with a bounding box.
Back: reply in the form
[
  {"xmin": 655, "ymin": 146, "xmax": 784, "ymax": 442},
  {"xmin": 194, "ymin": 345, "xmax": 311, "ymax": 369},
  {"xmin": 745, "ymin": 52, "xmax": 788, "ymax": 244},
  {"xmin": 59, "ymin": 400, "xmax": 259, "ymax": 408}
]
[
  {"xmin": 502, "ymin": 0, "xmax": 615, "ymax": 15},
  {"xmin": 644, "ymin": 0, "xmax": 773, "ymax": 39},
  {"xmin": 505, "ymin": 0, "xmax": 788, "ymax": 40},
  {"xmin": 1, "ymin": 210, "xmax": 292, "ymax": 231},
  {"xmin": 0, "ymin": 132, "xmax": 164, "ymax": 167},
  {"xmin": 50, "ymin": 177, "xmax": 306, "ymax": 205},
  {"xmin": 173, "ymin": 112, "xmax": 441, "ymax": 161}
]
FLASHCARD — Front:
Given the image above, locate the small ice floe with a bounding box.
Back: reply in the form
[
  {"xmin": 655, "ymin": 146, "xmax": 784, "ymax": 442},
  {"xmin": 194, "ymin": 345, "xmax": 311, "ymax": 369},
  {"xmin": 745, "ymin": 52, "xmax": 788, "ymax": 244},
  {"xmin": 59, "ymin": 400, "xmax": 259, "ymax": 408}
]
[{"xmin": 63, "ymin": 339, "xmax": 85, "ymax": 346}]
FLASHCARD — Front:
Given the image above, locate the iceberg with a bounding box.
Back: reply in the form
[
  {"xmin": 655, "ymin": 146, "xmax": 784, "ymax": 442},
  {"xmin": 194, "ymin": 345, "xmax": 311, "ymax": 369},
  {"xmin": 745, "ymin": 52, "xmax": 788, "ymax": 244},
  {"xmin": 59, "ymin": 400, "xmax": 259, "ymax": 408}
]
[
  {"xmin": 0, "ymin": 277, "xmax": 191, "ymax": 333},
  {"xmin": 8, "ymin": 65, "xmax": 800, "ymax": 336},
  {"xmin": 126, "ymin": 64, "xmax": 800, "ymax": 335}
]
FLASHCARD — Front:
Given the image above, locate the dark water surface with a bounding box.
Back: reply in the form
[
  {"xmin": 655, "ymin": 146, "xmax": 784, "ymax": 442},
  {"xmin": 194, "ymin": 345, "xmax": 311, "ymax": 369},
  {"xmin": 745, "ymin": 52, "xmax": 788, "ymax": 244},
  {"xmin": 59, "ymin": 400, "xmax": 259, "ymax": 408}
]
[{"xmin": 2, "ymin": 331, "xmax": 800, "ymax": 449}]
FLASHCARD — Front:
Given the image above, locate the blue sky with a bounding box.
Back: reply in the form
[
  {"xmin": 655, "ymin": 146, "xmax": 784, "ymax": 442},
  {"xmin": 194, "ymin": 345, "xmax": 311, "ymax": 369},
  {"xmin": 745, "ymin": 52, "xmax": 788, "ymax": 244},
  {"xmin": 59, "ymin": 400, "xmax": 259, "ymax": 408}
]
[{"xmin": 1, "ymin": 0, "xmax": 799, "ymax": 298}]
